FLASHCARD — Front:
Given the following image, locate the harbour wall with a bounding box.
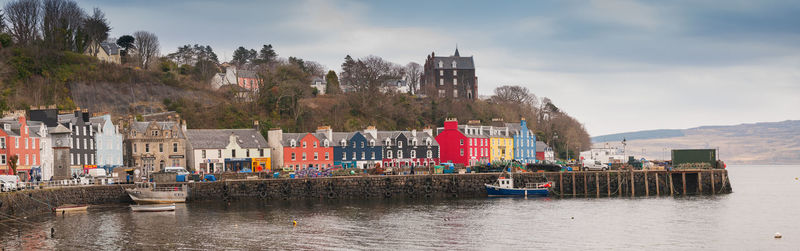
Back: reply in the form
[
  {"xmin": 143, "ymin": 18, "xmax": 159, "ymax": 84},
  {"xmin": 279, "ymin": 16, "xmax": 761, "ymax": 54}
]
[{"xmin": 0, "ymin": 170, "xmax": 731, "ymax": 218}]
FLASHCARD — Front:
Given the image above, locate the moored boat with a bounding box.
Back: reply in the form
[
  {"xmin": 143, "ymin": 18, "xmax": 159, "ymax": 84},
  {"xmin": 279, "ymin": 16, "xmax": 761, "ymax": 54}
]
[
  {"xmin": 125, "ymin": 183, "xmax": 188, "ymax": 204},
  {"xmin": 130, "ymin": 204, "xmax": 176, "ymax": 212},
  {"xmin": 53, "ymin": 204, "xmax": 89, "ymax": 212},
  {"xmin": 485, "ymin": 173, "xmax": 551, "ymax": 197}
]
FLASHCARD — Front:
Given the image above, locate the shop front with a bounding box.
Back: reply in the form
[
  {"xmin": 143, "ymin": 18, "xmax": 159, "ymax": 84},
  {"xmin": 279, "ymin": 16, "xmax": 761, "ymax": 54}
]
[
  {"xmin": 251, "ymin": 158, "xmax": 270, "ymax": 172},
  {"xmin": 224, "ymin": 158, "xmax": 252, "ymax": 172},
  {"xmin": 199, "ymin": 159, "xmax": 221, "ymax": 173}
]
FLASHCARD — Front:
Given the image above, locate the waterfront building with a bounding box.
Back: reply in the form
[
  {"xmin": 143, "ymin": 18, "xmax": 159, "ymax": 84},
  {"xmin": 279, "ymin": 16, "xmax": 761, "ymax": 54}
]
[
  {"xmin": 420, "ymin": 48, "xmax": 478, "ymax": 100},
  {"xmin": 90, "ymin": 115, "xmax": 123, "ymax": 172},
  {"xmin": 0, "ymin": 115, "xmax": 41, "ymax": 180},
  {"xmin": 536, "ymin": 141, "xmax": 555, "ymax": 163},
  {"xmin": 185, "ymin": 123, "xmax": 270, "ymax": 174},
  {"xmin": 579, "ymin": 145, "xmax": 624, "ymax": 164},
  {"xmin": 50, "ymin": 124, "xmax": 72, "ymax": 180},
  {"xmin": 435, "ymin": 118, "xmax": 491, "ymax": 166},
  {"xmin": 485, "ymin": 119, "xmax": 514, "ymax": 163},
  {"xmin": 376, "ymin": 128, "xmax": 439, "ymax": 168},
  {"xmin": 331, "ymin": 129, "xmax": 382, "ymax": 169},
  {"xmin": 57, "ymin": 109, "xmax": 97, "ymax": 175},
  {"xmin": 507, "ymin": 118, "xmax": 537, "ymax": 164},
  {"xmin": 123, "ymin": 116, "xmax": 187, "ymax": 176},
  {"xmin": 28, "ymin": 121, "xmax": 53, "ymax": 180},
  {"xmin": 268, "ymin": 127, "xmax": 333, "ymax": 171}
]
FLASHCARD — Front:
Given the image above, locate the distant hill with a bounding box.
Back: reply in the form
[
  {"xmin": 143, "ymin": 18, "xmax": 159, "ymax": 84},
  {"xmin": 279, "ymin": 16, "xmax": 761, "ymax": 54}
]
[{"xmin": 591, "ymin": 120, "xmax": 800, "ymax": 164}]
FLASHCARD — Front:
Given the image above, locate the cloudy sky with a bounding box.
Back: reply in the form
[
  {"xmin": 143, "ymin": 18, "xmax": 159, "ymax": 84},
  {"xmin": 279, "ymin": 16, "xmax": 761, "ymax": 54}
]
[{"xmin": 84, "ymin": 0, "xmax": 800, "ymax": 136}]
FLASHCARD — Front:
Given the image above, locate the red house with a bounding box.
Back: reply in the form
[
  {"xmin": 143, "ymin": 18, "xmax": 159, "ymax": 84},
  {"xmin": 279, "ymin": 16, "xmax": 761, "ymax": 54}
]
[
  {"xmin": 0, "ymin": 115, "xmax": 41, "ymax": 179},
  {"xmin": 281, "ymin": 132, "xmax": 333, "ymax": 170},
  {"xmin": 435, "ymin": 118, "xmax": 490, "ymax": 166}
]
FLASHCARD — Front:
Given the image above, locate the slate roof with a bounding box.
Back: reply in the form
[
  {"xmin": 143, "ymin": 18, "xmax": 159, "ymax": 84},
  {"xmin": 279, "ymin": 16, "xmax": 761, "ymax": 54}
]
[
  {"xmin": 456, "ymin": 125, "xmax": 489, "ymax": 138},
  {"xmin": 49, "ymin": 124, "xmax": 72, "ymax": 134},
  {"xmin": 238, "ymin": 70, "xmax": 258, "ymax": 79},
  {"xmin": 185, "ymin": 129, "xmax": 267, "ymax": 149},
  {"xmin": 129, "ymin": 121, "xmax": 185, "ymax": 138},
  {"xmin": 100, "ymin": 42, "xmax": 120, "ymax": 55},
  {"xmin": 505, "ymin": 123, "xmax": 523, "ymax": 134},
  {"xmin": 281, "ymin": 133, "xmax": 309, "ymax": 146},
  {"xmin": 376, "ymin": 130, "xmax": 439, "ymax": 146},
  {"xmin": 536, "ymin": 141, "xmax": 550, "ymax": 152},
  {"xmin": 431, "ymin": 56, "xmax": 475, "ymax": 70}
]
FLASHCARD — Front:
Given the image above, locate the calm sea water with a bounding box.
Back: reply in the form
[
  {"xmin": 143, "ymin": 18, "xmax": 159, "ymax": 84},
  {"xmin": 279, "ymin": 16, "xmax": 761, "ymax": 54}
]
[{"xmin": 1, "ymin": 165, "xmax": 799, "ymax": 250}]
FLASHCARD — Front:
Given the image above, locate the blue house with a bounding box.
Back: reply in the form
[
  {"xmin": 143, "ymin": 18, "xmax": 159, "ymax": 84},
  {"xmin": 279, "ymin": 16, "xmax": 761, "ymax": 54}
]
[
  {"xmin": 332, "ymin": 131, "xmax": 382, "ymax": 169},
  {"xmin": 90, "ymin": 114, "xmax": 123, "ymax": 172},
  {"xmin": 507, "ymin": 119, "xmax": 536, "ymax": 164}
]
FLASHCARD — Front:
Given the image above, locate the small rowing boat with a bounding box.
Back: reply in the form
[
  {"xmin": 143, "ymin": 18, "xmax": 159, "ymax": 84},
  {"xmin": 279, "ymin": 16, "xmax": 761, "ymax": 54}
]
[
  {"xmin": 53, "ymin": 204, "xmax": 89, "ymax": 212},
  {"xmin": 130, "ymin": 204, "xmax": 176, "ymax": 212}
]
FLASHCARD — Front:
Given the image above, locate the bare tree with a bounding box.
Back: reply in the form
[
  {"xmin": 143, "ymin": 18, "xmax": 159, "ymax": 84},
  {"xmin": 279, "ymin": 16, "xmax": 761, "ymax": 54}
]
[
  {"xmin": 404, "ymin": 62, "xmax": 421, "ymax": 94},
  {"xmin": 42, "ymin": 0, "xmax": 85, "ymax": 51},
  {"xmin": 133, "ymin": 31, "xmax": 159, "ymax": 70},
  {"xmin": 4, "ymin": 0, "xmax": 41, "ymax": 46}
]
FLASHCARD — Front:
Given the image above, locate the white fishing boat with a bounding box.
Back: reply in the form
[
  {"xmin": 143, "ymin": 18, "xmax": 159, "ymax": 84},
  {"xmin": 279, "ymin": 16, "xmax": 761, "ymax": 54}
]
[
  {"xmin": 130, "ymin": 204, "xmax": 176, "ymax": 212},
  {"xmin": 125, "ymin": 183, "xmax": 188, "ymax": 204}
]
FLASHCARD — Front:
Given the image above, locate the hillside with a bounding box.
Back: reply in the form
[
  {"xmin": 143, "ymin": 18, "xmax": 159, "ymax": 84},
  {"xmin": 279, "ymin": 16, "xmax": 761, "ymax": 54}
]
[{"xmin": 592, "ymin": 120, "xmax": 800, "ymax": 164}]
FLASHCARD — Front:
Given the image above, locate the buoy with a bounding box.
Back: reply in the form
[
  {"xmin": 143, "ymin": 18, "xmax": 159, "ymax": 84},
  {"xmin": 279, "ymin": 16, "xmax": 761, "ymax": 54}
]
[
  {"xmin": 775, "ymin": 232, "xmax": 782, "ymax": 239},
  {"xmin": 571, "ymin": 217, "xmax": 574, "ymax": 219},
  {"xmin": 292, "ymin": 220, "xmax": 297, "ymax": 226}
]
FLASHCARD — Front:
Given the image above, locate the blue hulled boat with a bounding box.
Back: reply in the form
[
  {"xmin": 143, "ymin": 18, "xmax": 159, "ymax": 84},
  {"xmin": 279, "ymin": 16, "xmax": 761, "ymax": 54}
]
[{"xmin": 485, "ymin": 173, "xmax": 551, "ymax": 197}]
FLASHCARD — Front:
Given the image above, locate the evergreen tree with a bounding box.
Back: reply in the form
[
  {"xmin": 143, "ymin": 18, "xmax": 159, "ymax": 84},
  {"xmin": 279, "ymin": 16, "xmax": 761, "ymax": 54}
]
[{"xmin": 325, "ymin": 70, "xmax": 341, "ymax": 94}]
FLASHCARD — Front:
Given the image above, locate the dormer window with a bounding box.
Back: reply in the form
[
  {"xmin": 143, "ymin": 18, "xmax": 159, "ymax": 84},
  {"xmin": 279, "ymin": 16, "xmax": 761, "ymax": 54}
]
[
  {"xmin": 452, "ymin": 61, "xmax": 457, "ymax": 68},
  {"xmin": 290, "ymin": 140, "xmax": 296, "ymax": 147},
  {"xmin": 323, "ymin": 140, "xmax": 329, "ymax": 147},
  {"xmin": 340, "ymin": 139, "xmax": 347, "ymax": 147},
  {"xmin": 438, "ymin": 61, "xmax": 443, "ymax": 68},
  {"xmin": 425, "ymin": 138, "xmax": 432, "ymax": 146},
  {"xmin": 398, "ymin": 141, "xmax": 403, "ymax": 148},
  {"xmin": 313, "ymin": 142, "xmax": 317, "ymax": 148},
  {"xmin": 369, "ymin": 140, "xmax": 375, "ymax": 146},
  {"xmin": 385, "ymin": 138, "xmax": 391, "ymax": 146}
]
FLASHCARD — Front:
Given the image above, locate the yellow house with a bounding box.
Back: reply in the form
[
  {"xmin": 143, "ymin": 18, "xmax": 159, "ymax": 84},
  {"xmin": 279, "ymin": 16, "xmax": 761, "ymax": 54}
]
[
  {"xmin": 84, "ymin": 41, "xmax": 121, "ymax": 64},
  {"xmin": 486, "ymin": 126, "xmax": 514, "ymax": 162}
]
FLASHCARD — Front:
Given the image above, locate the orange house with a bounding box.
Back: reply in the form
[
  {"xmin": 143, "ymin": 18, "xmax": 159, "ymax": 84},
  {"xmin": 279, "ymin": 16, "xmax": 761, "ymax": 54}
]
[{"xmin": 282, "ymin": 133, "xmax": 333, "ymax": 170}]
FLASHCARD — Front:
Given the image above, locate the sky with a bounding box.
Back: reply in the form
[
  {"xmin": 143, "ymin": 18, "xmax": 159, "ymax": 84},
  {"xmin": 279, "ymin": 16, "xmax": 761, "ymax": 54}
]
[{"xmin": 80, "ymin": 0, "xmax": 800, "ymax": 136}]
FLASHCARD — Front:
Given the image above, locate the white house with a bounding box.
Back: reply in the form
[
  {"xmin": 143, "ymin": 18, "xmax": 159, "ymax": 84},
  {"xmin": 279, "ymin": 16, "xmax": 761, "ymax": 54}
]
[
  {"xmin": 91, "ymin": 114, "xmax": 124, "ymax": 171},
  {"xmin": 311, "ymin": 77, "xmax": 326, "ymax": 95},
  {"xmin": 28, "ymin": 121, "xmax": 53, "ymax": 180},
  {"xmin": 210, "ymin": 65, "xmax": 238, "ymax": 90},
  {"xmin": 185, "ymin": 126, "xmax": 270, "ymax": 174}
]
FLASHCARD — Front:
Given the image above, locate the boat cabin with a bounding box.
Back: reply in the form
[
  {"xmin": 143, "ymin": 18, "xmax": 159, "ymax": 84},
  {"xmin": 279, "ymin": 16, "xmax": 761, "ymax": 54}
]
[{"xmin": 498, "ymin": 177, "xmax": 513, "ymax": 189}]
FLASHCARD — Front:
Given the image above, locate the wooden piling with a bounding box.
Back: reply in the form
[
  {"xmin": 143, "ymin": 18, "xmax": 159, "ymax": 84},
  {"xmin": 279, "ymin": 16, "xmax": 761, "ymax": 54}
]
[
  {"xmin": 617, "ymin": 171, "xmax": 622, "ymax": 196},
  {"xmin": 711, "ymin": 170, "xmax": 716, "ymax": 195},
  {"xmin": 644, "ymin": 171, "xmax": 649, "ymax": 197},
  {"xmin": 606, "ymin": 172, "xmax": 611, "ymax": 197},
  {"xmin": 630, "ymin": 171, "xmax": 635, "ymax": 197},
  {"xmin": 584, "ymin": 173, "xmax": 588, "ymax": 196},
  {"xmin": 682, "ymin": 172, "xmax": 687, "ymax": 196},
  {"xmin": 655, "ymin": 172, "xmax": 660, "ymax": 196},
  {"xmin": 698, "ymin": 172, "xmax": 703, "ymax": 194},
  {"xmin": 595, "ymin": 173, "xmax": 600, "ymax": 198},
  {"xmin": 559, "ymin": 172, "xmax": 564, "ymax": 198},
  {"xmin": 572, "ymin": 172, "xmax": 576, "ymax": 197},
  {"xmin": 669, "ymin": 172, "xmax": 674, "ymax": 196}
]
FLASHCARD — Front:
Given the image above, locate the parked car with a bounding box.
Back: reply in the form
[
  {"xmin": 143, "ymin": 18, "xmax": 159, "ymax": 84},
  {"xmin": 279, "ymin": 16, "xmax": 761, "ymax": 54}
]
[
  {"xmin": 163, "ymin": 166, "xmax": 190, "ymax": 176},
  {"xmin": 582, "ymin": 160, "xmax": 609, "ymax": 171},
  {"xmin": 0, "ymin": 175, "xmax": 21, "ymax": 192}
]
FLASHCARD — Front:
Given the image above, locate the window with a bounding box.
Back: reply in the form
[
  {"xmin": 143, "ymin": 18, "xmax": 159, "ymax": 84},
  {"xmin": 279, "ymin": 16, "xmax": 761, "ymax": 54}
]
[
  {"xmin": 343, "ymin": 152, "xmax": 347, "ymax": 160},
  {"xmin": 369, "ymin": 140, "xmax": 375, "ymax": 147},
  {"xmin": 453, "ymin": 69, "xmax": 458, "ymax": 75},
  {"xmin": 439, "ymin": 79, "xmax": 444, "ymax": 86},
  {"xmin": 202, "ymin": 150, "xmax": 206, "ymax": 159},
  {"xmin": 159, "ymin": 143, "xmax": 164, "ymax": 153},
  {"xmin": 385, "ymin": 139, "xmax": 391, "ymax": 146},
  {"xmin": 246, "ymin": 149, "xmax": 250, "ymax": 157},
  {"xmin": 325, "ymin": 152, "xmax": 329, "ymax": 160},
  {"xmin": 0, "ymin": 138, "xmax": 4, "ymax": 148},
  {"xmin": 361, "ymin": 152, "xmax": 365, "ymax": 160},
  {"xmin": 438, "ymin": 61, "xmax": 443, "ymax": 68},
  {"xmin": 371, "ymin": 152, "xmax": 375, "ymax": 159},
  {"xmin": 89, "ymin": 140, "xmax": 93, "ymax": 149},
  {"xmin": 453, "ymin": 78, "xmax": 458, "ymax": 86},
  {"xmin": 145, "ymin": 144, "xmax": 150, "ymax": 152},
  {"xmin": 351, "ymin": 141, "xmax": 356, "ymax": 148},
  {"xmin": 452, "ymin": 61, "xmax": 457, "ymax": 68},
  {"xmin": 90, "ymin": 154, "xmax": 94, "ymax": 165},
  {"xmin": 313, "ymin": 142, "xmax": 317, "ymax": 148},
  {"xmin": 410, "ymin": 150, "xmax": 416, "ymax": 158},
  {"xmin": 302, "ymin": 153, "xmax": 307, "ymax": 160},
  {"xmin": 259, "ymin": 149, "xmax": 264, "ymax": 157},
  {"xmin": 83, "ymin": 126, "xmax": 86, "ymax": 136},
  {"xmin": 438, "ymin": 90, "xmax": 445, "ymax": 97},
  {"xmin": 1, "ymin": 154, "xmax": 6, "ymax": 165},
  {"xmin": 460, "ymin": 149, "xmax": 464, "ymax": 156},
  {"xmin": 340, "ymin": 139, "xmax": 347, "ymax": 147},
  {"xmin": 302, "ymin": 142, "xmax": 307, "ymax": 148},
  {"xmin": 314, "ymin": 152, "xmax": 318, "ymax": 160},
  {"xmin": 398, "ymin": 141, "xmax": 403, "ymax": 148},
  {"xmin": 83, "ymin": 139, "xmax": 87, "ymax": 149},
  {"xmin": 387, "ymin": 151, "xmax": 392, "ymax": 158},
  {"xmin": 453, "ymin": 90, "xmax": 458, "ymax": 98},
  {"xmin": 323, "ymin": 140, "xmax": 329, "ymax": 147},
  {"xmin": 291, "ymin": 153, "xmax": 296, "ymax": 161},
  {"xmin": 439, "ymin": 70, "xmax": 443, "ymax": 76},
  {"xmin": 24, "ymin": 138, "xmax": 28, "ymax": 149},
  {"xmin": 290, "ymin": 140, "xmax": 296, "ymax": 147},
  {"xmin": 352, "ymin": 152, "xmax": 356, "ymax": 160},
  {"xmin": 32, "ymin": 154, "xmax": 36, "ymax": 165},
  {"xmin": 360, "ymin": 142, "xmax": 364, "ymax": 148},
  {"xmin": 84, "ymin": 154, "xmax": 87, "ymax": 164},
  {"xmin": 151, "ymin": 130, "xmax": 158, "ymax": 136},
  {"xmin": 173, "ymin": 143, "xmax": 178, "ymax": 152},
  {"xmin": 134, "ymin": 144, "xmax": 137, "ymax": 153},
  {"xmin": 460, "ymin": 139, "xmax": 464, "ymax": 145},
  {"xmin": 25, "ymin": 154, "xmax": 28, "ymax": 165},
  {"xmin": 71, "ymin": 154, "xmax": 74, "ymax": 165},
  {"xmin": 397, "ymin": 150, "xmax": 403, "ymax": 159},
  {"xmin": 232, "ymin": 149, "xmax": 236, "ymax": 157},
  {"xmin": 218, "ymin": 150, "xmax": 222, "ymax": 158}
]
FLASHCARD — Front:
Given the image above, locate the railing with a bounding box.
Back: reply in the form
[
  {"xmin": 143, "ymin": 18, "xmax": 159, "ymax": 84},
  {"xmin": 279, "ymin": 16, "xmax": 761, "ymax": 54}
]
[{"xmin": 0, "ymin": 177, "xmax": 122, "ymax": 192}]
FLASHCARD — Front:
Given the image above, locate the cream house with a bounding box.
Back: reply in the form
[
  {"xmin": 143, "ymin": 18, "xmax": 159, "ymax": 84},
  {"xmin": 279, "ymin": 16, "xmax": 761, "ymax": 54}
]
[
  {"xmin": 84, "ymin": 41, "xmax": 121, "ymax": 64},
  {"xmin": 185, "ymin": 125, "xmax": 270, "ymax": 174}
]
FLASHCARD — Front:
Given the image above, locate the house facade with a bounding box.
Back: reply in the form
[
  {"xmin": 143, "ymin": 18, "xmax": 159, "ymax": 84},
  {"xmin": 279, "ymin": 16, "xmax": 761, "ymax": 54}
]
[
  {"xmin": 435, "ymin": 119, "xmax": 490, "ymax": 166},
  {"xmin": 185, "ymin": 126, "xmax": 270, "ymax": 174},
  {"xmin": 420, "ymin": 48, "xmax": 478, "ymax": 100},
  {"xmin": 28, "ymin": 121, "xmax": 53, "ymax": 180},
  {"xmin": 332, "ymin": 130, "xmax": 382, "ymax": 169},
  {"xmin": 536, "ymin": 141, "xmax": 555, "ymax": 163},
  {"xmin": 311, "ymin": 77, "xmax": 326, "ymax": 95},
  {"xmin": 507, "ymin": 119, "xmax": 537, "ymax": 164},
  {"xmin": 237, "ymin": 69, "xmax": 260, "ymax": 91},
  {"xmin": 0, "ymin": 115, "xmax": 41, "ymax": 180},
  {"xmin": 123, "ymin": 116, "xmax": 187, "ymax": 176},
  {"xmin": 58, "ymin": 109, "xmax": 97, "ymax": 174},
  {"xmin": 91, "ymin": 115, "xmax": 123, "ymax": 171},
  {"xmin": 84, "ymin": 41, "xmax": 121, "ymax": 64},
  {"xmin": 484, "ymin": 122, "xmax": 513, "ymax": 163},
  {"xmin": 377, "ymin": 129, "xmax": 439, "ymax": 168},
  {"xmin": 271, "ymin": 128, "xmax": 334, "ymax": 171}
]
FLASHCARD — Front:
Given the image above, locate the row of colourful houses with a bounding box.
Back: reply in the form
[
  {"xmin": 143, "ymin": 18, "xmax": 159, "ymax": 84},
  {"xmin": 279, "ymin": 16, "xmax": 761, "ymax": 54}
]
[{"xmin": 435, "ymin": 118, "xmax": 538, "ymax": 166}]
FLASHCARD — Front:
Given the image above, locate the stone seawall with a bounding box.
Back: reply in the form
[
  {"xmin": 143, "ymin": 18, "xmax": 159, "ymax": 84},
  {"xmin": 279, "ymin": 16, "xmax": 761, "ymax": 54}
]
[{"xmin": 0, "ymin": 170, "xmax": 731, "ymax": 217}]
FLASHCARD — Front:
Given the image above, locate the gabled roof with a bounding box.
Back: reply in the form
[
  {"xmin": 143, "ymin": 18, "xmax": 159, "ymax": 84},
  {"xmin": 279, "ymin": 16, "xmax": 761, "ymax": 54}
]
[
  {"xmin": 432, "ymin": 55, "xmax": 475, "ymax": 70},
  {"xmin": 281, "ymin": 133, "xmax": 309, "ymax": 146},
  {"xmin": 536, "ymin": 141, "xmax": 549, "ymax": 152},
  {"xmin": 238, "ymin": 70, "xmax": 258, "ymax": 79},
  {"xmin": 185, "ymin": 129, "xmax": 267, "ymax": 149},
  {"xmin": 100, "ymin": 42, "xmax": 120, "ymax": 55},
  {"xmin": 49, "ymin": 123, "xmax": 72, "ymax": 134}
]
